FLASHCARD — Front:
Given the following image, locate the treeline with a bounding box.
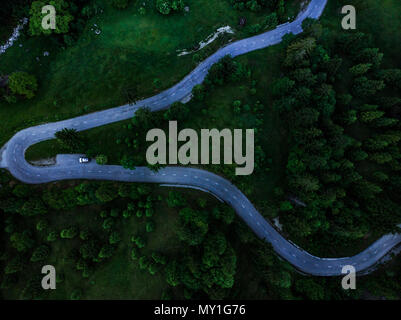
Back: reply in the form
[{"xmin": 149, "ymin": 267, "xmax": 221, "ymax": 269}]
[
  {"xmin": 229, "ymin": 0, "xmax": 287, "ymax": 35},
  {"xmin": 229, "ymin": 0, "xmax": 285, "ymax": 16},
  {"xmin": 270, "ymin": 18, "xmax": 401, "ymax": 253}
]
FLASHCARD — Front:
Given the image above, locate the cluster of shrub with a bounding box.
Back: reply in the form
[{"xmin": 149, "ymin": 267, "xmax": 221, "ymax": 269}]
[
  {"xmin": 110, "ymin": 0, "xmax": 186, "ymax": 15},
  {"xmin": 155, "ymin": 191, "xmax": 239, "ymax": 299},
  {"xmin": 229, "ymin": 0, "xmax": 284, "ymax": 13},
  {"xmin": 0, "ymin": 71, "xmax": 38, "ymax": 104}
]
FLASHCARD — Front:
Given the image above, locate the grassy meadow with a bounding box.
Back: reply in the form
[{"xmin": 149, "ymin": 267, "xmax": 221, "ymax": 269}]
[{"xmin": 0, "ymin": 0, "xmax": 302, "ymax": 146}]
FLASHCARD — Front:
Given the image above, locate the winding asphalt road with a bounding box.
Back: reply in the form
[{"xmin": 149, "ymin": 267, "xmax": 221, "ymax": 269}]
[{"xmin": 2, "ymin": 0, "xmax": 401, "ymax": 276}]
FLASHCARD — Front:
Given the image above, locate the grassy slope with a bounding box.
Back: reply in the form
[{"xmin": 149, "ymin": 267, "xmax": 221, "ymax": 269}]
[{"xmin": 0, "ymin": 0, "xmax": 301, "ymax": 147}]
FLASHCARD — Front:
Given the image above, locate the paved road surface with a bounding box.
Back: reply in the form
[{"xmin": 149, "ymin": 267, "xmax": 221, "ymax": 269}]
[{"xmin": 2, "ymin": 0, "xmax": 401, "ymax": 276}]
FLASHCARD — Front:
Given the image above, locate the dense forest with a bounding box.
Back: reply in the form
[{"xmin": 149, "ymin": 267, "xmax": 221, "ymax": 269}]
[{"xmin": 273, "ymin": 18, "xmax": 401, "ymax": 252}]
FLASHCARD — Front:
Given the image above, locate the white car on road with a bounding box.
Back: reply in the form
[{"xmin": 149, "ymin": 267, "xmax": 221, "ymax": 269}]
[{"xmin": 79, "ymin": 157, "xmax": 90, "ymax": 163}]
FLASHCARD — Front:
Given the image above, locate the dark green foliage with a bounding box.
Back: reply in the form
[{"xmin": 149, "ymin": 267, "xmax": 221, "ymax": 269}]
[
  {"xmin": 80, "ymin": 240, "xmax": 99, "ymax": 260},
  {"xmin": 230, "ymin": 0, "xmax": 281, "ymax": 14},
  {"xmin": 109, "ymin": 231, "xmax": 122, "ymax": 244},
  {"xmin": 131, "ymin": 235, "xmax": 146, "ymax": 248},
  {"xmin": 166, "ymin": 191, "xmax": 187, "ymax": 208},
  {"xmin": 55, "ymin": 128, "xmax": 86, "ymax": 153},
  {"xmin": 5, "ymin": 256, "xmax": 24, "ymax": 274},
  {"xmin": 36, "ymin": 219, "xmax": 48, "ymax": 232},
  {"xmin": 19, "ymin": 198, "xmax": 47, "ymax": 216},
  {"xmin": 8, "ymin": 71, "xmax": 38, "ymax": 100},
  {"xmin": 10, "ymin": 231, "xmax": 34, "ymax": 252},
  {"xmin": 152, "ymin": 252, "xmax": 167, "ymax": 265},
  {"xmin": 211, "ymin": 205, "xmax": 235, "ymax": 224},
  {"xmin": 139, "ymin": 256, "xmax": 150, "ymax": 270},
  {"xmin": 131, "ymin": 247, "xmax": 139, "ymax": 260},
  {"xmin": 177, "ymin": 208, "xmax": 208, "ymax": 246},
  {"xmin": 29, "ymin": 0, "xmax": 73, "ymax": 36},
  {"xmin": 96, "ymin": 154, "xmax": 108, "ymax": 165},
  {"xmin": 98, "ymin": 245, "xmax": 115, "ymax": 259},
  {"xmin": 145, "ymin": 208, "xmax": 154, "ymax": 218},
  {"xmin": 270, "ymin": 21, "xmax": 401, "ymax": 252},
  {"xmin": 60, "ymin": 226, "xmax": 78, "ymax": 239},
  {"xmin": 163, "ymin": 102, "xmax": 189, "ymax": 121},
  {"xmin": 12, "ymin": 185, "xmax": 30, "ymax": 198},
  {"xmin": 165, "ymin": 260, "xmax": 181, "ymax": 287},
  {"xmin": 156, "ymin": 0, "xmax": 185, "ymax": 15},
  {"xmin": 46, "ymin": 231, "xmax": 58, "ymax": 242},
  {"xmin": 148, "ymin": 262, "xmax": 160, "ymax": 275},
  {"xmin": 79, "ymin": 228, "xmax": 90, "ymax": 241},
  {"xmin": 110, "ymin": 209, "xmax": 119, "ymax": 218},
  {"xmin": 110, "ymin": 0, "xmax": 129, "ymax": 10},
  {"xmin": 146, "ymin": 221, "xmax": 155, "ymax": 233},
  {"xmin": 70, "ymin": 289, "xmax": 83, "ymax": 300},
  {"xmin": 95, "ymin": 183, "xmax": 118, "ymax": 203},
  {"xmin": 30, "ymin": 245, "xmax": 50, "ymax": 262},
  {"xmin": 192, "ymin": 84, "xmax": 206, "ymax": 101},
  {"xmin": 205, "ymin": 56, "xmax": 249, "ymax": 87}
]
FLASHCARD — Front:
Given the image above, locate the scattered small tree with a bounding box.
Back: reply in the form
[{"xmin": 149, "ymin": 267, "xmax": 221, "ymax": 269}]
[
  {"xmin": 8, "ymin": 71, "xmax": 38, "ymax": 99},
  {"xmin": 96, "ymin": 154, "xmax": 108, "ymax": 165}
]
